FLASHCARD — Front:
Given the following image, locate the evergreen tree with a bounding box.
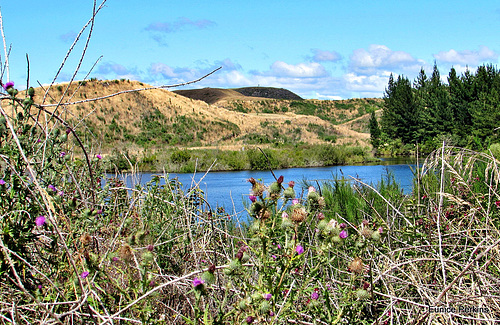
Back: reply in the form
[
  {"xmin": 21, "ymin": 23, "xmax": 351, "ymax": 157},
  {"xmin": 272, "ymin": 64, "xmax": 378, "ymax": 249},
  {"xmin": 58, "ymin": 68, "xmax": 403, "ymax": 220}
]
[
  {"xmin": 369, "ymin": 110, "xmax": 381, "ymax": 149},
  {"xmin": 425, "ymin": 63, "xmax": 452, "ymax": 137},
  {"xmin": 381, "ymin": 75, "xmax": 421, "ymax": 144}
]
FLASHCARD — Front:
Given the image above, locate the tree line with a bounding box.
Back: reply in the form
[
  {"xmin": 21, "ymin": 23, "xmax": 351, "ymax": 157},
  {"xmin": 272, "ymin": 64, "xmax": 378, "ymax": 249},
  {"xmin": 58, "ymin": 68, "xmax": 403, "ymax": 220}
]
[{"xmin": 370, "ymin": 63, "xmax": 500, "ymax": 153}]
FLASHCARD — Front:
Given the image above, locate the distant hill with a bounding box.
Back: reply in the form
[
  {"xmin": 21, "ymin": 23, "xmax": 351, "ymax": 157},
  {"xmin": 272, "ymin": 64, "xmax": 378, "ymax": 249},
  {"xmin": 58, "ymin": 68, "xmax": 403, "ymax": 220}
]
[
  {"xmin": 174, "ymin": 86, "xmax": 302, "ymax": 104},
  {"xmin": 232, "ymin": 87, "xmax": 302, "ymax": 100}
]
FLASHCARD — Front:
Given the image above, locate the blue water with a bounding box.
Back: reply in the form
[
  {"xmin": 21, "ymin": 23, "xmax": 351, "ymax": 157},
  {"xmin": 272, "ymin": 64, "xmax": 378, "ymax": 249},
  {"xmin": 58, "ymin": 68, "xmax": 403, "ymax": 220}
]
[{"xmin": 106, "ymin": 158, "xmax": 419, "ymax": 220}]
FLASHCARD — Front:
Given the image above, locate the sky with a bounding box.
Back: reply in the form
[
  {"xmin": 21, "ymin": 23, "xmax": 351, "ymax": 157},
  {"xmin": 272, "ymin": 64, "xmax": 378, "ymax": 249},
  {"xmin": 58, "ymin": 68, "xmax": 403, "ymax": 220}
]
[{"xmin": 1, "ymin": 0, "xmax": 500, "ymax": 99}]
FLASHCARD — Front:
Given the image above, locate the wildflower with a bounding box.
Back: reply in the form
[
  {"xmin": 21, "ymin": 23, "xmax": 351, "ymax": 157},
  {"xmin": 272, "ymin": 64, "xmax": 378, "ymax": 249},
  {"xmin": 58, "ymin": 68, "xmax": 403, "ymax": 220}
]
[
  {"xmin": 248, "ymin": 177, "xmax": 265, "ymax": 196},
  {"xmin": 35, "ymin": 215, "xmax": 46, "ymax": 227},
  {"xmin": 264, "ymin": 293, "xmax": 272, "ymax": 301},
  {"xmin": 0, "ymin": 179, "xmax": 5, "ymax": 185},
  {"xmin": 3, "ymin": 81, "xmax": 14, "ymax": 90},
  {"xmin": 277, "ymin": 244, "xmax": 282, "ymax": 249},
  {"xmin": 496, "ymin": 201, "xmax": 500, "ymax": 208},
  {"xmin": 112, "ymin": 257, "xmax": 119, "ymax": 262},
  {"xmin": 277, "ymin": 175, "xmax": 284, "ymax": 184},
  {"xmin": 311, "ymin": 291, "xmax": 319, "ymax": 300},
  {"xmin": 147, "ymin": 244, "xmax": 154, "ymax": 252},
  {"xmin": 272, "ymin": 255, "xmax": 277, "ymax": 260},
  {"xmin": 290, "ymin": 206, "xmax": 307, "ymax": 223},
  {"xmin": 249, "ymin": 195, "xmax": 257, "ymax": 202},
  {"xmin": 119, "ymin": 244, "xmax": 133, "ymax": 262},
  {"xmin": 80, "ymin": 271, "xmax": 89, "ymax": 279},
  {"xmin": 60, "ymin": 152, "xmax": 66, "ymax": 158},
  {"xmin": 193, "ymin": 277, "xmax": 204, "ymax": 288},
  {"xmin": 48, "ymin": 185, "xmax": 56, "ymax": 192},
  {"xmin": 95, "ymin": 154, "xmax": 102, "ymax": 159},
  {"xmin": 308, "ymin": 186, "xmax": 316, "ymax": 193},
  {"xmin": 296, "ymin": 245, "xmax": 304, "ymax": 255},
  {"xmin": 378, "ymin": 227, "xmax": 384, "ymax": 234},
  {"xmin": 57, "ymin": 191, "xmax": 64, "ymax": 196},
  {"xmin": 339, "ymin": 222, "xmax": 347, "ymax": 229},
  {"xmin": 292, "ymin": 199, "xmax": 299, "ymax": 205},
  {"xmin": 269, "ymin": 311, "xmax": 275, "ymax": 316},
  {"xmin": 349, "ymin": 257, "xmax": 364, "ymax": 274},
  {"xmin": 37, "ymin": 284, "xmax": 42, "ymax": 290},
  {"xmin": 246, "ymin": 316, "xmax": 254, "ymax": 324},
  {"xmin": 363, "ymin": 282, "xmax": 370, "ymax": 289},
  {"xmin": 339, "ymin": 230, "xmax": 348, "ymax": 239},
  {"xmin": 317, "ymin": 212, "xmax": 325, "ymax": 220}
]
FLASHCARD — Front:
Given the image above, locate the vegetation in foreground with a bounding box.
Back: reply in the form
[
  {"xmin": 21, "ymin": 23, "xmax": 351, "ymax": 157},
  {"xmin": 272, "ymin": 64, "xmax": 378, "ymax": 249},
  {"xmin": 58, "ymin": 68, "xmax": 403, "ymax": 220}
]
[{"xmin": 1, "ymin": 81, "xmax": 499, "ymax": 324}]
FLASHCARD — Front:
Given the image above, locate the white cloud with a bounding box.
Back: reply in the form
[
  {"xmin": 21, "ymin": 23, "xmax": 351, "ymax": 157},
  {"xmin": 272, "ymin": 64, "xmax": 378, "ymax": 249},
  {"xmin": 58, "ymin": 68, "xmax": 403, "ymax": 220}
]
[
  {"xmin": 343, "ymin": 71, "xmax": 392, "ymax": 95},
  {"xmin": 149, "ymin": 63, "xmax": 177, "ymax": 78},
  {"xmin": 269, "ymin": 61, "xmax": 328, "ymax": 78},
  {"xmin": 349, "ymin": 44, "xmax": 421, "ymax": 75},
  {"xmin": 433, "ymin": 46, "xmax": 498, "ymax": 65},
  {"xmin": 311, "ymin": 49, "xmax": 342, "ymax": 62}
]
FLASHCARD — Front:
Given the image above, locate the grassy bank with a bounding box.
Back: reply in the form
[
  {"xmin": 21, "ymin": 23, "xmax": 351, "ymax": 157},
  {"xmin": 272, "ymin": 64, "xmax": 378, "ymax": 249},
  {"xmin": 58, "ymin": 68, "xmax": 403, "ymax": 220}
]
[{"xmin": 104, "ymin": 143, "xmax": 377, "ymax": 173}]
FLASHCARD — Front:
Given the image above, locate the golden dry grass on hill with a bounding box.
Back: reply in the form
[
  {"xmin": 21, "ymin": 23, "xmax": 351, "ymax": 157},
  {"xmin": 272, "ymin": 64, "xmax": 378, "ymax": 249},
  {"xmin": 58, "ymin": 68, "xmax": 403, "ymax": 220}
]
[{"xmin": 5, "ymin": 79, "xmax": 381, "ymax": 154}]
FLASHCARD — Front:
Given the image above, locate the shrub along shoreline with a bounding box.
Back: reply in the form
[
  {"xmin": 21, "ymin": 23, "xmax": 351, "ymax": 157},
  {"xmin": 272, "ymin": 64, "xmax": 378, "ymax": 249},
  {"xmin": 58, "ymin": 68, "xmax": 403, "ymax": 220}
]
[{"xmin": 104, "ymin": 143, "xmax": 377, "ymax": 173}]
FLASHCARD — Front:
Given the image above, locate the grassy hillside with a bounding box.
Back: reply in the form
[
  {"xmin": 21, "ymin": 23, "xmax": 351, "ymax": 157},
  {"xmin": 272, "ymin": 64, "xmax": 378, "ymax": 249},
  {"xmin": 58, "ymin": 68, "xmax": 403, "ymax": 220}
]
[{"xmin": 30, "ymin": 80, "xmax": 383, "ymax": 171}]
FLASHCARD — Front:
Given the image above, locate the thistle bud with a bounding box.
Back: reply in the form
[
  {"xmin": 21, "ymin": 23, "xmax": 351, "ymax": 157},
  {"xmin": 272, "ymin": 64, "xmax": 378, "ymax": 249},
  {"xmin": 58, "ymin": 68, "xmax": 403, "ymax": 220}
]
[
  {"xmin": 201, "ymin": 271, "xmax": 215, "ymax": 284},
  {"xmin": 142, "ymin": 251, "xmax": 154, "ymax": 264},
  {"xmin": 28, "ymin": 87, "xmax": 35, "ymax": 97},
  {"xmin": 355, "ymin": 289, "xmax": 370, "ymax": 300},
  {"xmin": 259, "ymin": 300, "xmax": 271, "ymax": 314}
]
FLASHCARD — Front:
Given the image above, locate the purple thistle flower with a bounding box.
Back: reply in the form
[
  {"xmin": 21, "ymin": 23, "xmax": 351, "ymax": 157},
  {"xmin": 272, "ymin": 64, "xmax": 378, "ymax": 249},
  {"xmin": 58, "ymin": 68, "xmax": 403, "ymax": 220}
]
[
  {"xmin": 3, "ymin": 81, "xmax": 14, "ymax": 90},
  {"xmin": 339, "ymin": 230, "xmax": 348, "ymax": 239},
  {"xmin": 48, "ymin": 185, "xmax": 56, "ymax": 191},
  {"xmin": 80, "ymin": 271, "xmax": 89, "ymax": 279},
  {"xmin": 264, "ymin": 293, "xmax": 272, "ymax": 300},
  {"xmin": 271, "ymin": 255, "xmax": 277, "ymax": 260},
  {"xmin": 249, "ymin": 195, "xmax": 257, "ymax": 203},
  {"xmin": 277, "ymin": 244, "xmax": 282, "ymax": 249},
  {"xmin": 60, "ymin": 152, "xmax": 66, "ymax": 158},
  {"xmin": 58, "ymin": 191, "xmax": 64, "ymax": 196},
  {"xmin": 308, "ymin": 186, "xmax": 316, "ymax": 193},
  {"xmin": 193, "ymin": 277, "xmax": 204, "ymax": 287},
  {"xmin": 296, "ymin": 245, "xmax": 304, "ymax": 255},
  {"xmin": 112, "ymin": 257, "xmax": 119, "ymax": 262},
  {"xmin": 378, "ymin": 227, "xmax": 384, "ymax": 234},
  {"xmin": 95, "ymin": 154, "xmax": 102, "ymax": 160},
  {"xmin": 0, "ymin": 179, "xmax": 5, "ymax": 185},
  {"xmin": 246, "ymin": 316, "xmax": 254, "ymax": 324},
  {"xmin": 311, "ymin": 291, "xmax": 319, "ymax": 300},
  {"xmin": 35, "ymin": 215, "xmax": 46, "ymax": 227},
  {"xmin": 339, "ymin": 222, "xmax": 347, "ymax": 229},
  {"xmin": 292, "ymin": 199, "xmax": 299, "ymax": 205}
]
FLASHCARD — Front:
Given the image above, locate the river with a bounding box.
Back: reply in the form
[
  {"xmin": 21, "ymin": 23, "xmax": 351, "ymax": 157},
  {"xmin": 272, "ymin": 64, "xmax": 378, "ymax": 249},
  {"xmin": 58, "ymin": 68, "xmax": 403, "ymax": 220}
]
[{"xmin": 107, "ymin": 158, "xmax": 419, "ymax": 220}]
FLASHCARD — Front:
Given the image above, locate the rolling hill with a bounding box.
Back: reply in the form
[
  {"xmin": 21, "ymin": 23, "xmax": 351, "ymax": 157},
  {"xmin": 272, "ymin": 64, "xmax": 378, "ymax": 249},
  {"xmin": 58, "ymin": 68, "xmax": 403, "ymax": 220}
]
[{"xmin": 15, "ymin": 80, "xmax": 382, "ymax": 156}]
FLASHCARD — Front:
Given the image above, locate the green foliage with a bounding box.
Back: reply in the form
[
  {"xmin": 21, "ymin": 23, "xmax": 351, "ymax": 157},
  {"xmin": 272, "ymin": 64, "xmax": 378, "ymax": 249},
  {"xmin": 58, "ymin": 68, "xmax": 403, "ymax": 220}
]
[
  {"xmin": 382, "ymin": 64, "xmax": 500, "ymax": 153},
  {"xmin": 369, "ymin": 110, "xmax": 381, "ymax": 149}
]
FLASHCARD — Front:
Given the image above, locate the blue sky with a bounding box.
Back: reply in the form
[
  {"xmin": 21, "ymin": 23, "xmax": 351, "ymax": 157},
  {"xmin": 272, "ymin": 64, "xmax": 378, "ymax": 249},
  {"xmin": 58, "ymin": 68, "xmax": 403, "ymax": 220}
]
[{"xmin": 2, "ymin": 0, "xmax": 499, "ymax": 99}]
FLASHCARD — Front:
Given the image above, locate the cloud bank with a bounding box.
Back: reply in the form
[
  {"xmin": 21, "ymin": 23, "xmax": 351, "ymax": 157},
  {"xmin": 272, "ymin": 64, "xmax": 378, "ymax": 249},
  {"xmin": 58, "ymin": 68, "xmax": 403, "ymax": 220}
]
[{"xmin": 93, "ymin": 44, "xmax": 499, "ymax": 99}]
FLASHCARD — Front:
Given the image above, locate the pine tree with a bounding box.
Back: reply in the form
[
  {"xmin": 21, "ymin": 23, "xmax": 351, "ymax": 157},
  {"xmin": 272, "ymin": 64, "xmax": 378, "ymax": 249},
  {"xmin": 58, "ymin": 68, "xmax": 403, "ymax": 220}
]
[{"xmin": 369, "ymin": 110, "xmax": 381, "ymax": 149}]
